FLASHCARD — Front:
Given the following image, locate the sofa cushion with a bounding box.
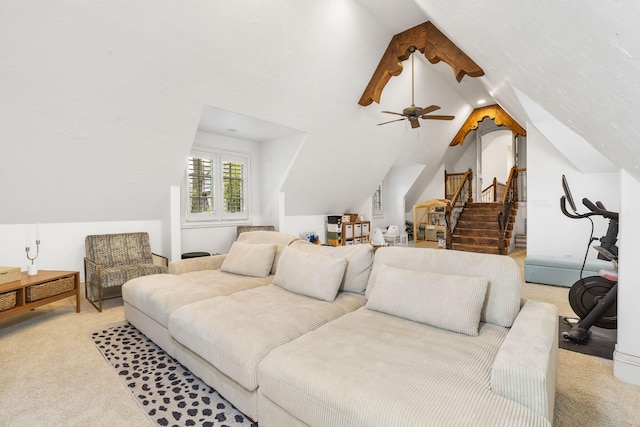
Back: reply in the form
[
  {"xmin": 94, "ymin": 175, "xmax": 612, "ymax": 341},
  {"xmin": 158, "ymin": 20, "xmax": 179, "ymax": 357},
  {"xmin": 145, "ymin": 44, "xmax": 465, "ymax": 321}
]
[
  {"xmin": 366, "ymin": 264, "xmax": 488, "ymax": 336},
  {"xmin": 236, "ymin": 231, "xmax": 299, "ymax": 274},
  {"xmin": 168, "ymin": 285, "xmax": 367, "ymax": 392},
  {"xmin": 94, "ymin": 264, "xmax": 167, "ymax": 288},
  {"xmin": 289, "ymin": 240, "xmax": 373, "ymax": 294},
  {"xmin": 258, "ymin": 308, "xmax": 550, "ymax": 427},
  {"xmin": 366, "ymin": 247, "xmax": 522, "ymax": 328},
  {"xmin": 220, "ymin": 242, "xmax": 276, "ymax": 277},
  {"xmin": 273, "ymin": 246, "xmax": 347, "ymax": 302},
  {"xmin": 123, "ymin": 270, "xmax": 273, "ymax": 327}
]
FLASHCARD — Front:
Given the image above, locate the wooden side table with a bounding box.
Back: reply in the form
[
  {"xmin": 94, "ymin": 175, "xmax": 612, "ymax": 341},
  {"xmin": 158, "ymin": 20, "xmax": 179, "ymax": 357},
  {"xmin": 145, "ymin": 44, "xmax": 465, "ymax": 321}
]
[{"xmin": 0, "ymin": 270, "xmax": 80, "ymax": 321}]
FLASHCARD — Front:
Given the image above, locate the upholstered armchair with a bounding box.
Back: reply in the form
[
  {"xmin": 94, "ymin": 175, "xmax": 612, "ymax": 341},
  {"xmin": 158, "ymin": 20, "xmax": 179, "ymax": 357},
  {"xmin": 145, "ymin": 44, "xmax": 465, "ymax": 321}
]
[
  {"xmin": 84, "ymin": 232, "xmax": 168, "ymax": 312},
  {"xmin": 236, "ymin": 225, "xmax": 275, "ymax": 238}
]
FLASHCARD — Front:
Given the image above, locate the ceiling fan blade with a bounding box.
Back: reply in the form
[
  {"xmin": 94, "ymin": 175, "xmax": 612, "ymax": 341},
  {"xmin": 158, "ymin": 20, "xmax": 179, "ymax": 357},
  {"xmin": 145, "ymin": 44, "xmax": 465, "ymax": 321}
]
[
  {"xmin": 410, "ymin": 119, "xmax": 421, "ymax": 129},
  {"xmin": 377, "ymin": 118, "xmax": 407, "ymax": 126},
  {"xmin": 422, "ymin": 115, "xmax": 455, "ymax": 120},
  {"xmin": 381, "ymin": 111, "xmax": 405, "ymax": 117},
  {"xmin": 419, "ymin": 105, "xmax": 441, "ymax": 115}
]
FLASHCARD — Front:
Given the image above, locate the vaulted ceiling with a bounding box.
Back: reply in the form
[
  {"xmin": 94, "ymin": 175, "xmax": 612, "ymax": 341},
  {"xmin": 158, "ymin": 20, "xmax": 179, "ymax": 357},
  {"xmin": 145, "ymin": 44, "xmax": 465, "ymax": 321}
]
[{"xmin": 1, "ymin": 1, "xmax": 636, "ymax": 224}]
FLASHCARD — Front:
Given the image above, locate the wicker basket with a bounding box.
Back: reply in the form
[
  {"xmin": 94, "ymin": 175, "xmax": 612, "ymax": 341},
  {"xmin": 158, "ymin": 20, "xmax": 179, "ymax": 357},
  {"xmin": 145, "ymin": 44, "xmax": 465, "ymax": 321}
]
[
  {"xmin": 26, "ymin": 276, "xmax": 75, "ymax": 302},
  {"xmin": 0, "ymin": 291, "xmax": 17, "ymax": 312},
  {"xmin": 0, "ymin": 267, "xmax": 21, "ymax": 285}
]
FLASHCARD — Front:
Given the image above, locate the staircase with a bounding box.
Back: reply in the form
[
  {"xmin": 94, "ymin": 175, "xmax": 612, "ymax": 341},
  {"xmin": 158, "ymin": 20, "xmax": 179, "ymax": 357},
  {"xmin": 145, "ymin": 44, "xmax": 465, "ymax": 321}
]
[
  {"xmin": 515, "ymin": 234, "xmax": 527, "ymax": 249},
  {"xmin": 450, "ymin": 202, "xmax": 517, "ymax": 255}
]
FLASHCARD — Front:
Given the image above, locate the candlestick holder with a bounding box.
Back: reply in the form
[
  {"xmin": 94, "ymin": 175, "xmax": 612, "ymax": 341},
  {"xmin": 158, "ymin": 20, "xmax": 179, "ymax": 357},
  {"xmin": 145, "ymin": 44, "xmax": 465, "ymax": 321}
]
[{"xmin": 26, "ymin": 240, "xmax": 40, "ymax": 276}]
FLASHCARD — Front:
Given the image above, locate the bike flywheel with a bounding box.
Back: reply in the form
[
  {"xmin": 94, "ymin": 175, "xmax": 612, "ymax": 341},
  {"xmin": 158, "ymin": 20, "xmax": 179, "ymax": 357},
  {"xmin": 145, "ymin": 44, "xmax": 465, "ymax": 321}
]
[{"xmin": 568, "ymin": 276, "xmax": 617, "ymax": 329}]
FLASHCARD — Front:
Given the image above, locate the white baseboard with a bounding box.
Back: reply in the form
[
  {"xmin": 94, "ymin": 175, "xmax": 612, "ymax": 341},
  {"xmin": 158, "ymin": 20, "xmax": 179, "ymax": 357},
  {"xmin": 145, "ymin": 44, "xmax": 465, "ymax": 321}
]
[{"xmin": 614, "ymin": 345, "xmax": 640, "ymax": 386}]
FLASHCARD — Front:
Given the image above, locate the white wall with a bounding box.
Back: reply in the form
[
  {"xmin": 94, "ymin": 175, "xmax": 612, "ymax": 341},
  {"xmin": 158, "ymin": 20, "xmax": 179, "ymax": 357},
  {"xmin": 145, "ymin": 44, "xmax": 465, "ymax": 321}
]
[
  {"xmin": 527, "ymin": 124, "xmax": 619, "ymax": 261},
  {"xmin": 413, "ymin": 164, "xmax": 445, "ymax": 206},
  {"xmin": 381, "ymin": 164, "xmax": 425, "ymax": 231},
  {"xmin": 167, "ymin": 186, "xmax": 181, "ymax": 262},
  {"xmin": 481, "ymin": 130, "xmax": 512, "ymax": 190},
  {"xmin": 453, "ymin": 138, "xmax": 479, "ymax": 200},
  {"xmin": 259, "ymin": 133, "xmax": 305, "ymax": 227},
  {"xmin": 281, "ymin": 215, "xmax": 326, "ymax": 243},
  {"xmin": 615, "ymin": 169, "xmax": 640, "ymax": 385},
  {"xmin": 0, "ymin": 221, "xmax": 164, "ymax": 282},
  {"xmin": 2, "ymin": 1, "xmax": 475, "ymax": 229}
]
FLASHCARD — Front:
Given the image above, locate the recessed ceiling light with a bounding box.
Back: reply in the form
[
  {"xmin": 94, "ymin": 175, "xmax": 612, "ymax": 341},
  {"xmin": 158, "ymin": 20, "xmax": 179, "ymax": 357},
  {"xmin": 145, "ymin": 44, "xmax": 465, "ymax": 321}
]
[{"xmin": 477, "ymin": 99, "xmax": 487, "ymax": 105}]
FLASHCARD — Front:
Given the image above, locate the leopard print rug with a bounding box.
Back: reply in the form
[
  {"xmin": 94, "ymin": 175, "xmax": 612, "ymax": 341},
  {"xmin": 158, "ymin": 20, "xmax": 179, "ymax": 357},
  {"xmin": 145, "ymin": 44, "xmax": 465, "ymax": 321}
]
[{"xmin": 91, "ymin": 323, "xmax": 258, "ymax": 427}]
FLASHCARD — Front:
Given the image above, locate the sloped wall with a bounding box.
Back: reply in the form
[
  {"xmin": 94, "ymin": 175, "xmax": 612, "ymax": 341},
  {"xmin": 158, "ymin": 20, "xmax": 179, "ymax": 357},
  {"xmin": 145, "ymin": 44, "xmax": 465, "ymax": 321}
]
[{"xmin": 527, "ymin": 124, "xmax": 619, "ymax": 261}]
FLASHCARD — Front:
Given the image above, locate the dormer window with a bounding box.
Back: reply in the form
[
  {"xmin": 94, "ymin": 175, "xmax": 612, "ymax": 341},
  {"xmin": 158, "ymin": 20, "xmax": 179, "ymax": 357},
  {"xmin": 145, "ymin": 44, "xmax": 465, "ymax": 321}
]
[{"xmin": 185, "ymin": 146, "xmax": 249, "ymax": 223}]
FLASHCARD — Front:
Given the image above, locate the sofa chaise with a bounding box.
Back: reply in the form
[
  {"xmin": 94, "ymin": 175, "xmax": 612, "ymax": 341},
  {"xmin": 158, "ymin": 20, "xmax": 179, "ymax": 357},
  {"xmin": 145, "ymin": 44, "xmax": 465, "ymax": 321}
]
[
  {"xmin": 122, "ymin": 231, "xmax": 300, "ymax": 353},
  {"xmin": 124, "ymin": 231, "xmax": 374, "ymax": 420},
  {"xmin": 258, "ymin": 246, "xmax": 558, "ymax": 426},
  {"xmin": 122, "ymin": 232, "xmax": 557, "ymax": 426}
]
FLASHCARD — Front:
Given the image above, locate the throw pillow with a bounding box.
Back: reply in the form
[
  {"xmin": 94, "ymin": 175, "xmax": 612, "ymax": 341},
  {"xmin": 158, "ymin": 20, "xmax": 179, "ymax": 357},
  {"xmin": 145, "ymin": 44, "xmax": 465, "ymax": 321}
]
[
  {"xmin": 289, "ymin": 240, "xmax": 374, "ymax": 294},
  {"xmin": 220, "ymin": 242, "xmax": 277, "ymax": 277},
  {"xmin": 273, "ymin": 246, "xmax": 347, "ymax": 301},
  {"xmin": 366, "ymin": 264, "xmax": 488, "ymax": 336}
]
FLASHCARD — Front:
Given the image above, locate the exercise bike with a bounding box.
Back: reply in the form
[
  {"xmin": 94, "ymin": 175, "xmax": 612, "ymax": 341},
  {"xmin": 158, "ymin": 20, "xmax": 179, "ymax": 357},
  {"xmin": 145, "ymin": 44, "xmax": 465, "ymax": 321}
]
[{"xmin": 559, "ymin": 175, "xmax": 619, "ymax": 343}]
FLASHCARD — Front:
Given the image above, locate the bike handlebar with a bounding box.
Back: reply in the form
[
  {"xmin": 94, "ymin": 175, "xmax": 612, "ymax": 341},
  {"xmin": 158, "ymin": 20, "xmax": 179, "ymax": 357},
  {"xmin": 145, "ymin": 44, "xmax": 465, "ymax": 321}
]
[{"xmin": 560, "ymin": 196, "xmax": 619, "ymax": 221}]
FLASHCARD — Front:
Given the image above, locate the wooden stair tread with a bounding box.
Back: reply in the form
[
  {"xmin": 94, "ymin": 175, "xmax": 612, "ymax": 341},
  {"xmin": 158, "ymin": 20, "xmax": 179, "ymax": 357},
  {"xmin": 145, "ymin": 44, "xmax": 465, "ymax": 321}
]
[
  {"xmin": 449, "ymin": 201, "xmax": 518, "ymax": 255},
  {"xmin": 450, "ymin": 243, "xmax": 500, "ymax": 254}
]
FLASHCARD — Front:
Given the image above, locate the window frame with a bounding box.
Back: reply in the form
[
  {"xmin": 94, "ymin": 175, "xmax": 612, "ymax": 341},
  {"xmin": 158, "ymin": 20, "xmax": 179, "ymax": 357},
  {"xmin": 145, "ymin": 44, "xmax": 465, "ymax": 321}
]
[
  {"xmin": 220, "ymin": 153, "xmax": 248, "ymax": 221},
  {"xmin": 372, "ymin": 182, "xmax": 384, "ymax": 218},
  {"xmin": 184, "ymin": 146, "xmax": 250, "ymax": 225}
]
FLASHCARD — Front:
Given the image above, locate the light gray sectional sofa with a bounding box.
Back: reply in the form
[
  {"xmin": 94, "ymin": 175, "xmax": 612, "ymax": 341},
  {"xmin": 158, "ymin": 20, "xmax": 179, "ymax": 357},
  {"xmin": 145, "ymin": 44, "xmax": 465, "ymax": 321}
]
[{"xmin": 122, "ymin": 231, "xmax": 558, "ymax": 427}]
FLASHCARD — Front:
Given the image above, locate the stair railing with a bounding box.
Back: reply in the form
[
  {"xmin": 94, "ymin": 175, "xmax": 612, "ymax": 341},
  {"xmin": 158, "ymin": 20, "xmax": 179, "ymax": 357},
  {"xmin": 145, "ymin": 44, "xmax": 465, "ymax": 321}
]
[
  {"xmin": 444, "ymin": 170, "xmax": 468, "ymax": 200},
  {"xmin": 445, "ymin": 168, "xmax": 473, "ymax": 249},
  {"xmin": 481, "ymin": 177, "xmax": 506, "ymax": 202},
  {"xmin": 497, "ymin": 165, "xmax": 525, "ymax": 253}
]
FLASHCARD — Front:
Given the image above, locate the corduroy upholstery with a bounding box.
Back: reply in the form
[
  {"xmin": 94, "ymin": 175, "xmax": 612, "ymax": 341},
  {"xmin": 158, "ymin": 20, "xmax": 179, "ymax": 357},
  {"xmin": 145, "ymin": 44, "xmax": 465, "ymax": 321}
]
[
  {"xmin": 84, "ymin": 232, "xmax": 167, "ymax": 312},
  {"xmin": 122, "ymin": 243, "xmax": 557, "ymax": 426},
  {"xmin": 123, "ymin": 231, "xmax": 301, "ymax": 356},
  {"xmin": 258, "ymin": 309, "xmax": 552, "ymax": 427},
  {"xmin": 257, "ymin": 246, "xmax": 557, "ymax": 426}
]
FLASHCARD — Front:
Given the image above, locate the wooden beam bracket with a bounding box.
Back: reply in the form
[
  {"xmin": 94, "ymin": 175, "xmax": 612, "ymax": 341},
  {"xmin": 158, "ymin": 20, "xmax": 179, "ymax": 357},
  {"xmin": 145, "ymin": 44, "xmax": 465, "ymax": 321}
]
[
  {"xmin": 449, "ymin": 104, "xmax": 526, "ymax": 147},
  {"xmin": 358, "ymin": 22, "xmax": 484, "ymax": 106}
]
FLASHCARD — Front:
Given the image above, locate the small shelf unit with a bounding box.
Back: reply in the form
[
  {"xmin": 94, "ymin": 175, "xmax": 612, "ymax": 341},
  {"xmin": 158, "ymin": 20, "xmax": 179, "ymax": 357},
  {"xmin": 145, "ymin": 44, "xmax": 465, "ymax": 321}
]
[
  {"xmin": 413, "ymin": 199, "xmax": 449, "ymax": 242},
  {"xmin": 326, "ymin": 215, "xmax": 371, "ymax": 246}
]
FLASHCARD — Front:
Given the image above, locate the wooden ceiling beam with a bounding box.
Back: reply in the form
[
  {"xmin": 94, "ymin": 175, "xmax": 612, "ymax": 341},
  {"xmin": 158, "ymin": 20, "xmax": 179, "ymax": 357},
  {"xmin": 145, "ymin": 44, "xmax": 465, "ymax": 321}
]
[
  {"xmin": 358, "ymin": 21, "xmax": 484, "ymax": 106},
  {"xmin": 449, "ymin": 104, "xmax": 526, "ymax": 147}
]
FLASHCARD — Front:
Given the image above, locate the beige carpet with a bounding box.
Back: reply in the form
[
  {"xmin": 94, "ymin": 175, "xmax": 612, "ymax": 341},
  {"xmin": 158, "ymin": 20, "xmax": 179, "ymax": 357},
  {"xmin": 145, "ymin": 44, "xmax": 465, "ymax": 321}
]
[
  {"xmin": 0, "ymin": 297, "xmax": 149, "ymax": 427},
  {"xmin": 1, "ymin": 263, "xmax": 639, "ymax": 426}
]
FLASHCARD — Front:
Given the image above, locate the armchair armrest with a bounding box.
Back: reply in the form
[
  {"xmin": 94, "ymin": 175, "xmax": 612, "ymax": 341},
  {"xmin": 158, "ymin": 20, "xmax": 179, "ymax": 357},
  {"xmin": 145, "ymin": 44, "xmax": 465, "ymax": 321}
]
[
  {"xmin": 168, "ymin": 254, "xmax": 227, "ymax": 275},
  {"xmin": 83, "ymin": 257, "xmax": 101, "ymax": 286},
  {"xmin": 490, "ymin": 299, "xmax": 558, "ymax": 422},
  {"xmin": 152, "ymin": 253, "xmax": 168, "ymax": 267}
]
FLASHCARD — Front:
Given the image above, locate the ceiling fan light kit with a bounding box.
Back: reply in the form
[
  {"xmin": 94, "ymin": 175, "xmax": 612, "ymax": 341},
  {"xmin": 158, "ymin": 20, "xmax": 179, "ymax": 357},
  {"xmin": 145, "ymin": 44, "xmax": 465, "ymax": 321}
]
[{"xmin": 377, "ymin": 46, "xmax": 455, "ymax": 128}]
